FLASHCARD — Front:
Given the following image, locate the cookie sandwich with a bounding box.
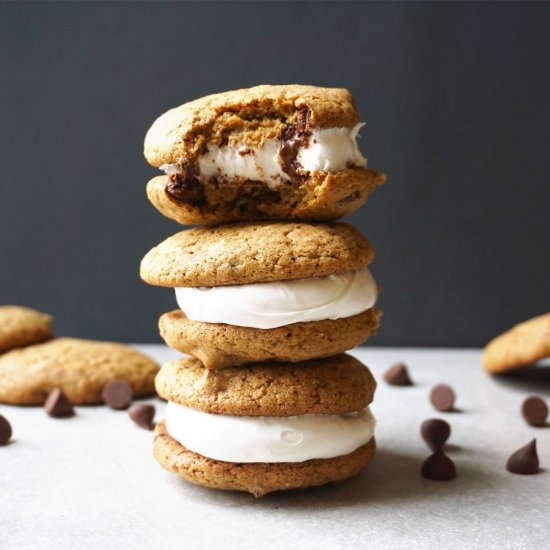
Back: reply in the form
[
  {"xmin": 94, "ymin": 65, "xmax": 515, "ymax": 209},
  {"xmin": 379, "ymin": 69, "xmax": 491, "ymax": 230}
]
[
  {"xmin": 153, "ymin": 355, "xmax": 377, "ymax": 497},
  {"xmin": 144, "ymin": 85, "xmax": 386, "ymax": 224},
  {"xmin": 140, "ymin": 222, "xmax": 381, "ymax": 369}
]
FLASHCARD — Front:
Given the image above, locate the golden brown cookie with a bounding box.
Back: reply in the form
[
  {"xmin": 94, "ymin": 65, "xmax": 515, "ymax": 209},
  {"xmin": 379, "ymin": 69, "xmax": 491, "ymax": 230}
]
[
  {"xmin": 154, "ymin": 420, "xmax": 376, "ymax": 498},
  {"xmin": 0, "ymin": 305, "xmax": 52, "ymax": 353},
  {"xmin": 145, "ymin": 169, "xmax": 386, "ymax": 225},
  {"xmin": 0, "ymin": 338, "xmax": 159, "ymax": 405},
  {"xmin": 159, "ymin": 308, "xmax": 381, "ymax": 369},
  {"xmin": 140, "ymin": 222, "xmax": 374, "ymax": 287},
  {"xmin": 155, "ymin": 354, "xmax": 376, "ymax": 417},
  {"xmin": 482, "ymin": 313, "xmax": 550, "ymax": 373},
  {"xmin": 143, "ymin": 85, "xmax": 385, "ymax": 224},
  {"xmin": 145, "ymin": 85, "xmax": 364, "ymax": 165}
]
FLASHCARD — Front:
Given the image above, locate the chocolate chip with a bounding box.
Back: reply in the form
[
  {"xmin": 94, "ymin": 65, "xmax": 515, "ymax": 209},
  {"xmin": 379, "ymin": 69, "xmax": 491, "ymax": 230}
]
[
  {"xmin": 521, "ymin": 396, "xmax": 548, "ymax": 427},
  {"xmin": 421, "ymin": 418, "xmax": 451, "ymax": 450},
  {"xmin": 421, "ymin": 448, "xmax": 456, "ymax": 480},
  {"xmin": 102, "ymin": 380, "xmax": 133, "ymax": 410},
  {"xmin": 166, "ymin": 168, "xmax": 205, "ymax": 206},
  {"xmin": 506, "ymin": 439, "xmax": 539, "ymax": 475},
  {"xmin": 128, "ymin": 404, "xmax": 155, "ymax": 430},
  {"xmin": 383, "ymin": 362, "xmax": 413, "ymax": 386},
  {"xmin": 430, "ymin": 384, "xmax": 456, "ymax": 412},
  {"xmin": 44, "ymin": 388, "xmax": 75, "ymax": 418},
  {"xmin": 278, "ymin": 108, "xmax": 310, "ymax": 184},
  {"xmin": 0, "ymin": 415, "xmax": 12, "ymax": 445}
]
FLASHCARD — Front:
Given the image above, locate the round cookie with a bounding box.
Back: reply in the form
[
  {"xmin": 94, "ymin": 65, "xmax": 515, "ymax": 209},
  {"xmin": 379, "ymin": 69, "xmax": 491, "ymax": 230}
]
[
  {"xmin": 0, "ymin": 338, "xmax": 159, "ymax": 404},
  {"xmin": 146, "ymin": 169, "xmax": 386, "ymax": 225},
  {"xmin": 144, "ymin": 85, "xmax": 363, "ymax": 166},
  {"xmin": 140, "ymin": 221, "xmax": 374, "ymax": 288},
  {"xmin": 155, "ymin": 354, "xmax": 376, "ymax": 417},
  {"xmin": 159, "ymin": 308, "xmax": 381, "ymax": 369},
  {"xmin": 482, "ymin": 313, "xmax": 550, "ymax": 373},
  {"xmin": 143, "ymin": 84, "xmax": 386, "ymax": 225},
  {"xmin": 0, "ymin": 305, "xmax": 52, "ymax": 353},
  {"xmin": 154, "ymin": 420, "xmax": 376, "ymax": 498}
]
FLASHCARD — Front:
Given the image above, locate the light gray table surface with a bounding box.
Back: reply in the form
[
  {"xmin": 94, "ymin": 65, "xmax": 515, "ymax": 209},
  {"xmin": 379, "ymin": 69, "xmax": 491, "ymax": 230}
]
[{"xmin": 2, "ymin": 345, "xmax": 549, "ymax": 550}]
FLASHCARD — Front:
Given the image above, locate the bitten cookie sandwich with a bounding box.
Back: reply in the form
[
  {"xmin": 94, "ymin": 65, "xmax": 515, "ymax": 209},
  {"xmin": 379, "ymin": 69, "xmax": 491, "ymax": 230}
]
[
  {"xmin": 144, "ymin": 85, "xmax": 386, "ymax": 224},
  {"xmin": 0, "ymin": 338, "xmax": 159, "ymax": 404},
  {"xmin": 0, "ymin": 305, "xmax": 52, "ymax": 353},
  {"xmin": 140, "ymin": 222, "xmax": 381, "ymax": 369},
  {"xmin": 153, "ymin": 354, "xmax": 377, "ymax": 497}
]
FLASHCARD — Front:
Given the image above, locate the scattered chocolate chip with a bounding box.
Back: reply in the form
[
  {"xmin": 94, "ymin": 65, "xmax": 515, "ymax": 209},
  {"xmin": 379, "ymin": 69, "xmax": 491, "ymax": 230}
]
[
  {"xmin": 102, "ymin": 380, "xmax": 133, "ymax": 410},
  {"xmin": 506, "ymin": 439, "xmax": 539, "ymax": 475},
  {"xmin": 166, "ymin": 167, "xmax": 205, "ymax": 206},
  {"xmin": 383, "ymin": 362, "xmax": 413, "ymax": 386},
  {"xmin": 421, "ymin": 448, "xmax": 456, "ymax": 480},
  {"xmin": 44, "ymin": 388, "xmax": 75, "ymax": 418},
  {"xmin": 0, "ymin": 415, "xmax": 12, "ymax": 445},
  {"xmin": 128, "ymin": 404, "xmax": 156, "ymax": 431},
  {"xmin": 521, "ymin": 396, "xmax": 548, "ymax": 427},
  {"xmin": 430, "ymin": 384, "xmax": 456, "ymax": 412},
  {"xmin": 421, "ymin": 418, "xmax": 451, "ymax": 450}
]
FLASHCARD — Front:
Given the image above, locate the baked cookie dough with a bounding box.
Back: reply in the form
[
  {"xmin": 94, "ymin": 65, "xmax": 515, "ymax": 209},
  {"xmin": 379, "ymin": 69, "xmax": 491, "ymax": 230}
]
[
  {"xmin": 140, "ymin": 221, "xmax": 374, "ymax": 287},
  {"xmin": 143, "ymin": 84, "xmax": 386, "ymax": 224},
  {"xmin": 154, "ymin": 421, "xmax": 376, "ymax": 498},
  {"xmin": 0, "ymin": 305, "xmax": 52, "ymax": 353},
  {"xmin": 0, "ymin": 338, "xmax": 159, "ymax": 405},
  {"xmin": 155, "ymin": 354, "xmax": 376, "ymax": 416},
  {"xmin": 159, "ymin": 307, "xmax": 381, "ymax": 369},
  {"xmin": 482, "ymin": 313, "xmax": 550, "ymax": 373},
  {"xmin": 154, "ymin": 354, "xmax": 377, "ymax": 496}
]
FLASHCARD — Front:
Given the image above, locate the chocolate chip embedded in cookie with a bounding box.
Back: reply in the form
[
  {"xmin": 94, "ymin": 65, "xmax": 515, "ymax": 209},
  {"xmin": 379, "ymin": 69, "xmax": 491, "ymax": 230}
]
[
  {"xmin": 153, "ymin": 354, "xmax": 377, "ymax": 497},
  {"xmin": 143, "ymin": 85, "xmax": 386, "ymax": 224},
  {"xmin": 158, "ymin": 308, "xmax": 381, "ymax": 370},
  {"xmin": 482, "ymin": 313, "xmax": 550, "ymax": 373},
  {"xmin": 0, "ymin": 305, "xmax": 52, "ymax": 353},
  {"xmin": 0, "ymin": 338, "xmax": 159, "ymax": 405},
  {"xmin": 140, "ymin": 221, "xmax": 374, "ymax": 287}
]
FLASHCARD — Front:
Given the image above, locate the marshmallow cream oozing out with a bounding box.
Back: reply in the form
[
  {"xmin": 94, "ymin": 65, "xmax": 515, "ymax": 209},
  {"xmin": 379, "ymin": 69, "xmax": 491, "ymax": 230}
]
[
  {"xmin": 165, "ymin": 401, "xmax": 376, "ymax": 463},
  {"xmin": 175, "ymin": 267, "xmax": 377, "ymax": 329},
  {"xmin": 160, "ymin": 123, "xmax": 368, "ymax": 189}
]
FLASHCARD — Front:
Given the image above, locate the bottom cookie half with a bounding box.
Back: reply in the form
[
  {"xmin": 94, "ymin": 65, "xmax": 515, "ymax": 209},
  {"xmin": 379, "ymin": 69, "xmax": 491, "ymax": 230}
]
[{"xmin": 153, "ymin": 420, "xmax": 376, "ymax": 498}]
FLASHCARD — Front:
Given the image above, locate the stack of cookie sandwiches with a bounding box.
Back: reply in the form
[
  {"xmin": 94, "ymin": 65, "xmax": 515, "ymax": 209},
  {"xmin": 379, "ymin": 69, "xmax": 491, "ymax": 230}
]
[{"xmin": 140, "ymin": 85, "xmax": 386, "ymax": 497}]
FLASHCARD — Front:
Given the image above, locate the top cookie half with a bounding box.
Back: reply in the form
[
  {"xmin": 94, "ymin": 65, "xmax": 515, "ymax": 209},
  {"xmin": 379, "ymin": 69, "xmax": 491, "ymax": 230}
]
[{"xmin": 144, "ymin": 85, "xmax": 386, "ymax": 224}]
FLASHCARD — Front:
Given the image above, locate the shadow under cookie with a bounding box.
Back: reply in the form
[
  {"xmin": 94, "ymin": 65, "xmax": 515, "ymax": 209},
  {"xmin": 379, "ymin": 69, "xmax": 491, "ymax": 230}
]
[{"xmin": 159, "ymin": 307, "xmax": 381, "ymax": 369}]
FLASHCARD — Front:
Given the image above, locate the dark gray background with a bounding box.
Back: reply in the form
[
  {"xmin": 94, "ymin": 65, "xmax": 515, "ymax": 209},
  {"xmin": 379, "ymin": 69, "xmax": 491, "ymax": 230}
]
[{"xmin": 1, "ymin": 2, "xmax": 549, "ymax": 346}]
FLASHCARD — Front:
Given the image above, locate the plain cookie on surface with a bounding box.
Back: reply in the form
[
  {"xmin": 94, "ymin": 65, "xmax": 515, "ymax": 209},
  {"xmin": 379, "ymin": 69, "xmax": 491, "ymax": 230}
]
[
  {"xmin": 159, "ymin": 308, "xmax": 381, "ymax": 369},
  {"xmin": 0, "ymin": 338, "xmax": 159, "ymax": 405},
  {"xmin": 482, "ymin": 313, "xmax": 550, "ymax": 373},
  {"xmin": 143, "ymin": 85, "xmax": 385, "ymax": 224},
  {"xmin": 140, "ymin": 221, "xmax": 374, "ymax": 287},
  {"xmin": 155, "ymin": 354, "xmax": 376, "ymax": 417},
  {"xmin": 0, "ymin": 305, "xmax": 52, "ymax": 353},
  {"xmin": 154, "ymin": 420, "xmax": 376, "ymax": 498}
]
